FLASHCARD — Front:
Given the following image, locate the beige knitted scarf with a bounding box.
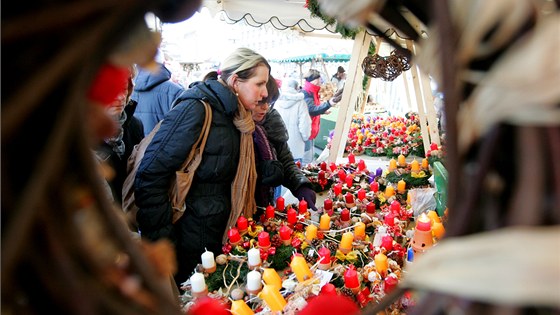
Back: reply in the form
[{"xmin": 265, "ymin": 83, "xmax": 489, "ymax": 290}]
[{"xmin": 222, "ymin": 100, "xmax": 257, "ymax": 243}]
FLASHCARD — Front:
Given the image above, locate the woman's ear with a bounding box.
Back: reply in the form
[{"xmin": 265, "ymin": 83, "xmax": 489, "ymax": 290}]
[{"xmin": 229, "ymin": 73, "xmax": 239, "ymax": 93}]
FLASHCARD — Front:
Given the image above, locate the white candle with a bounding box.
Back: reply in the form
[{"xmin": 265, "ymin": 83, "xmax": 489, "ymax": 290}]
[
  {"xmin": 201, "ymin": 250, "xmax": 215, "ymax": 270},
  {"xmin": 248, "ymin": 248, "xmax": 261, "ymax": 268},
  {"xmin": 246, "ymin": 270, "xmax": 262, "ymax": 292},
  {"xmin": 190, "ymin": 273, "xmax": 206, "ymax": 293}
]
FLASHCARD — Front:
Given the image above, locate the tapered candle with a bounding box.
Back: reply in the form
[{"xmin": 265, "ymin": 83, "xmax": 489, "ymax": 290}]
[
  {"xmin": 228, "ymin": 228, "xmax": 241, "ymax": 246},
  {"xmin": 320, "ymin": 161, "xmax": 328, "ymax": 171},
  {"xmin": 287, "ymin": 208, "xmax": 297, "ymax": 225},
  {"xmin": 201, "ymin": 249, "xmax": 216, "ymax": 273},
  {"xmin": 290, "ymin": 254, "xmax": 313, "ymax": 282},
  {"xmin": 339, "ymin": 232, "xmax": 354, "ymax": 254},
  {"xmin": 246, "ymin": 270, "xmax": 262, "ymax": 294},
  {"xmin": 262, "ymin": 268, "xmax": 282, "ymax": 291},
  {"xmin": 370, "ymin": 181, "xmax": 379, "ymax": 193},
  {"xmin": 374, "ymin": 253, "xmax": 388, "ymax": 276},
  {"xmin": 366, "ymin": 202, "xmax": 376, "ymax": 215},
  {"xmin": 319, "ymin": 213, "xmax": 331, "ymax": 231},
  {"xmin": 333, "ymin": 183, "xmax": 343, "ymax": 196},
  {"xmin": 385, "ymin": 185, "xmax": 395, "ymax": 197},
  {"xmin": 340, "ymin": 208, "xmax": 351, "ymax": 222},
  {"xmin": 338, "ymin": 169, "xmax": 346, "ymax": 182},
  {"xmin": 345, "ymin": 174, "xmax": 353, "ymax": 187},
  {"xmin": 348, "ymin": 152, "xmax": 356, "ymax": 163},
  {"xmin": 354, "ymin": 222, "xmax": 366, "ymax": 241},
  {"xmin": 323, "ymin": 199, "xmax": 333, "ymax": 211},
  {"xmin": 190, "ymin": 272, "xmax": 207, "ymax": 295},
  {"xmin": 305, "ymin": 224, "xmax": 318, "ymax": 242},
  {"xmin": 298, "ymin": 198, "xmax": 308, "ymax": 214},
  {"xmin": 247, "ymin": 247, "xmax": 261, "ymax": 269},
  {"xmin": 422, "ymin": 158, "xmax": 429, "ymax": 169},
  {"xmin": 398, "ymin": 154, "xmax": 406, "ymax": 166},
  {"xmin": 259, "ymin": 284, "xmax": 286, "ymax": 312},
  {"xmin": 231, "ymin": 300, "xmax": 254, "ymax": 315},
  {"xmin": 397, "ymin": 179, "xmax": 406, "ymax": 193},
  {"xmin": 388, "ymin": 159, "xmax": 397, "ymax": 171},
  {"xmin": 411, "ymin": 159, "xmax": 420, "ymax": 172},
  {"xmin": 265, "ymin": 205, "xmax": 275, "ymax": 220},
  {"xmin": 357, "ymin": 188, "xmax": 366, "ymax": 201},
  {"xmin": 358, "ymin": 159, "xmax": 366, "ymax": 171},
  {"xmin": 276, "ymin": 196, "xmax": 285, "ymax": 211}
]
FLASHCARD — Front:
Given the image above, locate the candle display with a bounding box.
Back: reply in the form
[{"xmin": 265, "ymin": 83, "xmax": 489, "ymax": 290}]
[
  {"xmin": 246, "ymin": 270, "xmax": 262, "ymax": 294},
  {"xmin": 287, "ymin": 208, "xmax": 297, "ymax": 225},
  {"xmin": 290, "ymin": 254, "xmax": 313, "ymax": 282},
  {"xmin": 320, "ymin": 161, "xmax": 328, "ymax": 171},
  {"xmin": 247, "ymin": 247, "xmax": 261, "ymax": 269},
  {"xmin": 319, "ymin": 213, "xmax": 331, "ymax": 231},
  {"xmin": 410, "ymin": 159, "xmax": 420, "ymax": 173},
  {"xmin": 374, "ymin": 253, "xmax": 388, "ymax": 276},
  {"xmin": 370, "ymin": 181, "xmax": 379, "ymax": 193},
  {"xmin": 339, "ymin": 232, "xmax": 354, "ymax": 254},
  {"xmin": 366, "ymin": 202, "xmax": 376, "ymax": 215},
  {"xmin": 305, "ymin": 224, "xmax": 318, "ymax": 242},
  {"xmin": 318, "ymin": 247, "xmax": 331, "ymax": 270},
  {"xmin": 262, "ymin": 268, "xmax": 282, "ymax": 291},
  {"xmin": 385, "ymin": 185, "xmax": 395, "ymax": 197},
  {"xmin": 354, "ymin": 222, "xmax": 366, "ymax": 241},
  {"xmin": 397, "ymin": 179, "xmax": 406, "ymax": 193},
  {"xmin": 357, "ymin": 188, "xmax": 366, "ymax": 201},
  {"xmin": 265, "ymin": 205, "xmax": 275, "ymax": 220},
  {"xmin": 298, "ymin": 198, "xmax": 308, "ymax": 214},
  {"xmin": 348, "ymin": 152, "xmax": 356, "ymax": 163},
  {"xmin": 276, "ymin": 196, "xmax": 285, "ymax": 211},
  {"xmin": 259, "ymin": 284, "xmax": 286, "ymax": 312},
  {"xmin": 345, "ymin": 174, "xmax": 354, "ymax": 187},
  {"xmin": 190, "ymin": 272, "xmax": 207, "ymax": 296},
  {"xmin": 333, "ymin": 183, "xmax": 343, "ymax": 196},
  {"xmin": 337, "ymin": 169, "xmax": 346, "ymax": 182},
  {"xmin": 228, "ymin": 228, "xmax": 241, "ymax": 246},
  {"xmin": 231, "ymin": 300, "xmax": 254, "ymax": 315},
  {"xmin": 278, "ymin": 225, "xmax": 292, "ymax": 245},
  {"xmin": 422, "ymin": 158, "xmax": 429, "ymax": 169},
  {"xmin": 340, "ymin": 208, "xmax": 351, "ymax": 223},
  {"xmin": 258, "ymin": 231, "xmax": 271, "ymax": 250},
  {"xmin": 397, "ymin": 154, "xmax": 406, "ymax": 166},
  {"xmin": 201, "ymin": 249, "xmax": 216, "ymax": 273},
  {"xmin": 344, "ymin": 192, "xmax": 355, "ymax": 208},
  {"xmin": 344, "ymin": 266, "xmax": 360, "ymax": 294},
  {"xmin": 323, "ymin": 199, "xmax": 333, "ymax": 211},
  {"xmin": 388, "ymin": 159, "xmax": 397, "ymax": 171},
  {"xmin": 358, "ymin": 159, "xmax": 366, "ymax": 171}
]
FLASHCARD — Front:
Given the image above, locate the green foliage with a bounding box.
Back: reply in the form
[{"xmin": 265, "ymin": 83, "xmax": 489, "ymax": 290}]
[
  {"xmin": 306, "ymin": 0, "xmax": 361, "ymax": 39},
  {"xmin": 206, "ymin": 260, "xmax": 250, "ymax": 292},
  {"xmin": 385, "ymin": 170, "xmax": 432, "ymax": 188},
  {"xmin": 269, "ymin": 245, "xmax": 295, "ymax": 270}
]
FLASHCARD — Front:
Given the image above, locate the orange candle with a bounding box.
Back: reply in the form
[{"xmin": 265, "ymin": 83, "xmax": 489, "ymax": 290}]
[
  {"xmin": 374, "ymin": 253, "xmax": 388, "ymax": 275},
  {"xmin": 259, "ymin": 284, "xmax": 287, "ymax": 312},
  {"xmin": 411, "ymin": 159, "xmax": 420, "ymax": 172},
  {"xmin": 290, "ymin": 255, "xmax": 313, "ymax": 282},
  {"xmin": 397, "ymin": 179, "xmax": 406, "ymax": 193},
  {"xmin": 385, "ymin": 185, "xmax": 395, "ymax": 197},
  {"xmin": 421, "ymin": 158, "xmax": 429, "ymax": 169},
  {"xmin": 354, "ymin": 222, "xmax": 366, "ymax": 241},
  {"xmin": 319, "ymin": 213, "xmax": 331, "ymax": 231},
  {"xmin": 426, "ymin": 210, "xmax": 441, "ymax": 223},
  {"xmin": 305, "ymin": 224, "xmax": 318, "ymax": 242},
  {"xmin": 432, "ymin": 221, "xmax": 446, "ymax": 239},
  {"xmin": 231, "ymin": 300, "xmax": 255, "ymax": 315},
  {"xmin": 339, "ymin": 232, "xmax": 354, "ymax": 254},
  {"xmin": 398, "ymin": 154, "xmax": 406, "ymax": 167},
  {"xmin": 262, "ymin": 268, "xmax": 282, "ymax": 291},
  {"xmin": 388, "ymin": 159, "xmax": 397, "ymax": 171}
]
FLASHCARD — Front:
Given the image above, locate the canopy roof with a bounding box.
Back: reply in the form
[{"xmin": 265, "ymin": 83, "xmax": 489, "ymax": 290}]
[{"xmin": 271, "ymin": 53, "xmax": 351, "ymax": 63}]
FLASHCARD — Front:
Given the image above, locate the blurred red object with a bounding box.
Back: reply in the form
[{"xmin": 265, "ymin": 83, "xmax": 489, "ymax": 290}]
[
  {"xmin": 298, "ymin": 294, "xmax": 359, "ymax": 315},
  {"xmin": 87, "ymin": 63, "xmax": 130, "ymax": 106},
  {"xmin": 187, "ymin": 297, "xmax": 229, "ymax": 315}
]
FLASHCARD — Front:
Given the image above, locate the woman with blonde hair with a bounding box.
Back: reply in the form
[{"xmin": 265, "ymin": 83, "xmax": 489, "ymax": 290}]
[{"xmin": 134, "ymin": 47, "xmax": 270, "ymax": 289}]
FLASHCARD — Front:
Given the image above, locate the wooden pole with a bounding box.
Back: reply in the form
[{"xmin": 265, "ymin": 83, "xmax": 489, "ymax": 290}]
[
  {"xmin": 406, "ymin": 40, "xmax": 431, "ymax": 153},
  {"xmin": 329, "ymin": 30, "xmax": 372, "ymax": 163}
]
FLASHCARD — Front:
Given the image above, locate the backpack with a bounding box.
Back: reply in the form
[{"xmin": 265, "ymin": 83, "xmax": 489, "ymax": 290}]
[{"xmin": 121, "ymin": 100, "xmax": 212, "ymax": 232}]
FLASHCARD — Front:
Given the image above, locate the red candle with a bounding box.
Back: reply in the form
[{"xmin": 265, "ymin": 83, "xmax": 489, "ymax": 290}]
[
  {"xmin": 236, "ymin": 216, "xmax": 248, "ymax": 230},
  {"xmin": 320, "ymin": 161, "xmax": 327, "ymax": 171},
  {"xmin": 390, "ymin": 200, "xmax": 401, "ymax": 214},
  {"xmin": 333, "ymin": 183, "xmax": 343, "ymax": 196},
  {"xmin": 344, "ymin": 266, "xmax": 360, "ymax": 289},
  {"xmin": 358, "ymin": 159, "xmax": 366, "ymax": 171},
  {"xmin": 228, "ymin": 228, "xmax": 241, "ymax": 244},
  {"xmin": 265, "ymin": 205, "xmax": 275, "ymax": 220},
  {"xmin": 384, "ymin": 212, "xmax": 395, "ymax": 226},
  {"xmin": 370, "ymin": 182, "xmax": 379, "ymax": 193},
  {"xmin": 298, "ymin": 199, "xmax": 308, "ymax": 214},
  {"xmin": 348, "ymin": 153, "xmax": 356, "ymax": 164},
  {"xmin": 338, "ymin": 169, "xmax": 346, "ymax": 182},
  {"xmin": 345, "ymin": 174, "xmax": 353, "ymax": 187},
  {"xmin": 430, "ymin": 143, "xmax": 439, "ymax": 151},
  {"xmin": 318, "ymin": 170, "xmax": 326, "ymax": 181},
  {"xmin": 344, "ymin": 193, "xmax": 354, "ymax": 205},
  {"xmin": 366, "ymin": 202, "xmax": 376, "ymax": 214},
  {"xmin": 321, "ymin": 283, "xmax": 337, "ymax": 295},
  {"xmin": 287, "ymin": 208, "xmax": 297, "ymax": 225},
  {"xmin": 318, "ymin": 247, "xmax": 331, "ymax": 264},
  {"xmin": 295, "ymin": 160, "xmax": 301, "ymax": 169},
  {"xmin": 324, "ymin": 199, "xmax": 333, "ymax": 211},
  {"xmin": 329, "ymin": 162, "xmax": 337, "ymax": 172},
  {"xmin": 279, "ymin": 225, "xmax": 292, "ymax": 241},
  {"xmin": 357, "ymin": 188, "xmax": 366, "ymax": 201},
  {"xmin": 276, "ymin": 196, "xmax": 285, "ymax": 211},
  {"xmin": 416, "ymin": 214, "xmax": 432, "ymax": 231},
  {"xmin": 258, "ymin": 231, "xmax": 271, "ymax": 247},
  {"xmin": 384, "ymin": 274, "xmax": 398, "ymax": 293},
  {"xmin": 381, "ymin": 235, "xmax": 393, "ymax": 251},
  {"xmin": 340, "ymin": 208, "xmax": 350, "ymax": 222}
]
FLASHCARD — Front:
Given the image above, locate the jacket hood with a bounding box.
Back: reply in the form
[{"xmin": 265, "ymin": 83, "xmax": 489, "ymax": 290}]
[
  {"xmin": 175, "ymin": 79, "xmax": 239, "ymax": 116},
  {"xmin": 275, "ymin": 88, "xmax": 304, "ymax": 110},
  {"xmin": 134, "ymin": 63, "xmax": 173, "ymax": 91}
]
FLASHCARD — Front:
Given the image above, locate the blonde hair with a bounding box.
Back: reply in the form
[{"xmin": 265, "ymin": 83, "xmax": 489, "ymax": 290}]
[{"xmin": 220, "ymin": 48, "xmax": 271, "ymax": 86}]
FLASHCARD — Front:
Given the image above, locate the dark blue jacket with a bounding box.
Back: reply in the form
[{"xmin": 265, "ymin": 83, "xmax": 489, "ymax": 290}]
[
  {"xmin": 131, "ymin": 63, "xmax": 184, "ymax": 135},
  {"xmin": 134, "ymin": 80, "xmax": 240, "ymax": 285}
]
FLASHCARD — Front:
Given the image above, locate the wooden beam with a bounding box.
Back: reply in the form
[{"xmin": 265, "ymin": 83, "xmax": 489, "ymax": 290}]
[
  {"xmin": 406, "ymin": 40, "xmax": 431, "ymax": 153},
  {"xmin": 329, "ymin": 30, "xmax": 372, "ymax": 163},
  {"xmin": 419, "ymin": 66, "xmax": 441, "ymax": 146}
]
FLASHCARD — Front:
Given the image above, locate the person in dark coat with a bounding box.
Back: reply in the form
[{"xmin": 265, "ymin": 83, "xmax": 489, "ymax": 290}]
[
  {"xmin": 252, "ymin": 76, "xmax": 317, "ymax": 210},
  {"xmin": 134, "ymin": 48, "xmax": 270, "ymax": 289},
  {"xmin": 131, "ymin": 61, "xmax": 184, "ymax": 135}
]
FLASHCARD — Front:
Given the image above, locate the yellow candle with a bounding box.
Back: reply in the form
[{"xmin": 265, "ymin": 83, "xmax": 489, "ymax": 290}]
[
  {"xmin": 388, "ymin": 158, "xmax": 397, "ymax": 171},
  {"xmin": 411, "ymin": 159, "xmax": 420, "ymax": 172},
  {"xmin": 231, "ymin": 300, "xmax": 255, "ymax": 315},
  {"xmin": 397, "ymin": 179, "xmax": 406, "ymax": 193},
  {"xmin": 290, "ymin": 255, "xmax": 313, "ymax": 282},
  {"xmin": 385, "ymin": 185, "xmax": 395, "ymax": 197},
  {"xmin": 339, "ymin": 232, "xmax": 354, "ymax": 254},
  {"xmin": 422, "ymin": 158, "xmax": 429, "ymax": 169},
  {"xmin": 374, "ymin": 253, "xmax": 388, "ymax": 275},
  {"xmin": 406, "ymin": 192, "xmax": 411, "ymax": 205},
  {"xmin": 432, "ymin": 221, "xmax": 446, "ymax": 240},
  {"xmin": 305, "ymin": 224, "xmax": 318, "ymax": 241},
  {"xmin": 426, "ymin": 210, "xmax": 441, "ymax": 223},
  {"xmin": 259, "ymin": 284, "xmax": 287, "ymax": 312},
  {"xmin": 398, "ymin": 154, "xmax": 406, "ymax": 166},
  {"xmin": 262, "ymin": 268, "xmax": 282, "ymax": 291},
  {"xmin": 354, "ymin": 222, "xmax": 366, "ymax": 240},
  {"xmin": 319, "ymin": 213, "xmax": 331, "ymax": 231}
]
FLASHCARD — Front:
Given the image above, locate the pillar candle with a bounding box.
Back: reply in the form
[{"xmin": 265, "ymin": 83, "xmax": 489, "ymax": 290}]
[
  {"xmin": 344, "ymin": 266, "xmax": 360, "ymax": 293},
  {"xmin": 262, "ymin": 268, "xmax": 282, "ymax": 291},
  {"xmin": 276, "ymin": 196, "xmax": 285, "ymax": 211},
  {"xmin": 385, "ymin": 185, "xmax": 395, "ymax": 197},
  {"xmin": 265, "ymin": 205, "xmax": 275, "ymax": 220},
  {"xmin": 406, "ymin": 192, "xmax": 411, "ymax": 205},
  {"xmin": 290, "ymin": 255, "xmax": 313, "ymax": 282},
  {"xmin": 287, "ymin": 208, "xmax": 297, "ymax": 225},
  {"xmin": 321, "ymin": 283, "xmax": 337, "ymax": 295},
  {"xmin": 258, "ymin": 232, "xmax": 271, "ymax": 248},
  {"xmin": 228, "ymin": 228, "xmax": 241, "ymax": 245},
  {"xmin": 337, "ymin": 169, "xmax": 346, "ymax": 182},
  {"xmin": 397, "ymin": 179, "xmax": 406, "ymax": 193},
  {"xmin": 319, "ymin": 213, "xmax": 331, "ymax": 231},
  {"xmin": 432, "ymin": 221, "xmax": 446, "ymax": 239},
  {"xmin": 340, "ymin": 208, "xmax": 350, "ymax": 222},
  {"xmin": 259, "ymin": 284, "xmax": 286, "ymax": 312},
  {"xmin": 357, "ymin": 188, "xmax": 366, "ymax": 201},
  {"xmin": 318, "ymin": 247, "xmax": 331, "ymax": 265},
  {"xmin": 370, "ymin": 181, "xmax": 379, "ymax": 193},
  {"xmin": 375, "ymin": 167, "xmax": 383, "ymax": 178},
  {"xmin": 329, "ymin": 162, "xmax": 337, "ymax": 172},
  {"xmin": 348, "ymin": 152, "xmax": 355, "ymax": 164},
  {"xmin": 381, "ymin": 235, "xmax": 393, "ymax": 251},
  {"xmin": 236, "ymin": 216, "xmax": 248, "ymax": 234},
  {"xmin": 416, "ymin": 213, "xmax": 432, "ymax": 231},
  {"xmin": 305, "ymin": 224, "xmax": 318, "ymax": 242},
  {"xmin": 323, "ymin": 199, "xmax": 333, "ymax": 211},
  {"xmin": 247, "ymin": 247, "xmax": 261, "ymax": 269},
  {"xmin": 430, "ymin": 143, "xmax": 439, "ymax": 151},
  {"xmin": 374, "ymin": 253, "xmax": 388, "ymax": 276},
  {"xmin": 298, "ymin": 199, "xmax": 308, "ymax": 214},
  {"xmin": 279, "ymin": 225, "xmax": 292, "ymax": 241},
  {"xmin": 426, "ymin": 210, "xmax": 441, "ymax": 223},
  {"xmin": 333, "ymin": 183, "xmax": 343, "ymax": 196},
  {"xmin": 320, "ymin": 161, "xmax": 328, "ymax": 171},
  {"xmin": 388, "ymin": 159, "xmax": 397, "ymax": 171},
  {"xmin": 390, "ymin": 200, "xmax": 401, "ymax": 214},
  {"xmin": 201, "ymin": 250, "xmax": 216, "ymax": 273},
  {"xmin": 345, "ymin": 174, "xmax": 353, "ymax": 187},
  {"xmin": 344, "ymin": 192, "xmax": 355, "ymax": 207},
  {"xmin": 339, "ymin": 232, "xmax": 354, "ymax": 254},
  {"xmin": 354, "ymin": 222, "xmax": 366, "ymax": 240},
  {"xmin": 318, "ymin": 170, "xmax": 326, "ymax": 181},
  {"xmin": 190, "ymin": 272, "xmax": 207, "ymax": 294},
  {"xmin": 398, "ymin": 154, "xmax": 406, "ymax": 166},
  {"xmin": 246, "ymin": 270, "xmax": 262, "ymax": 293},
  {"xmin": 231, "ymin": 300, "xmax": 254, "ymax": 315},
  {"xmin": 422, "ymin": 158, "xmax": 429, "ymax": 169},
  {"xmin": 358, "ymin": 159, "xmax": 366, "ymax": 171},
  {"xmin": 384, "ymin": 212, "xmax": 395, "ymax": 226},
  {"xmin": 411, "ymin": 159, "xmax": 420, "ymax": 172},
  {"xmin": 366, "ymin": 202, "xmax": 376, "ymax": 215},
  {"xmin": 384, "ymin": 274, "xmax": 398, "ymax": 294}
]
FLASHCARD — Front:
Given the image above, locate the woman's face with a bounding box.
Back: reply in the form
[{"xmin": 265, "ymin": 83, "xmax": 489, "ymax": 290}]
[
  {"xmin": 233, "ymin": 64, "xmax": 269, "ymax": 110},
  {"xmin": 252, "ymin": 101, "xmax": 270, "ymax": 122}
]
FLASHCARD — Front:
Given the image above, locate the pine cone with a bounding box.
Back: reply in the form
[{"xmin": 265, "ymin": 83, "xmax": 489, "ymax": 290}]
[
  {"xmin": 305, "ymin": 253, "xmax": 315, "ymax": 264},
  {"xmin": 310, "ymin": 239, "xmax": 322, "ymax": 248},
  {"xmin": 271, "ymin": 234, "xmax": 282, "ymax": 248},
  {"xmin": 327, "ymin": 241, "xmax": 338, "ymax": 253},
  {"xmin": 339, "ymin": 287, "xmax": 355, "ymax": 299}
]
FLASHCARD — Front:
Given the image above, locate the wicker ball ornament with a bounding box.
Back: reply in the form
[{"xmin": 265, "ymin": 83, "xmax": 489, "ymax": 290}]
[{"xmin": 362, "ymin": 49, "xmax": 411, "ymax": 81}]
